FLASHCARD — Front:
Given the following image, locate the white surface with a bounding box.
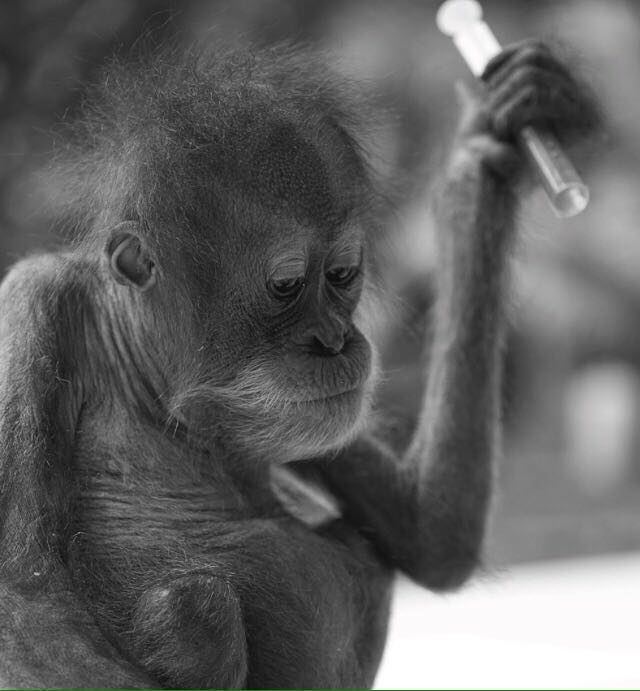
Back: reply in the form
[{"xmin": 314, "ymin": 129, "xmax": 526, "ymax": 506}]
[{"xmin": 375, "ymin": 554, "xmax": 640, "ymax": 689}]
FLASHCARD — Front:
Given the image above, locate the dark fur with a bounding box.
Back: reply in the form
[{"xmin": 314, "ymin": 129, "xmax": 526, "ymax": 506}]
[{"xmin": 0, "ymin": 41, "xmax": 599, "ymax": 688}]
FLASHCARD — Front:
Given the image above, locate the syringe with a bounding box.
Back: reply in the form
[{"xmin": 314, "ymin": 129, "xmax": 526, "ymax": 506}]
[{"xmin": 436, "ymin": 0, "xmax": 589, "ymax": 218}]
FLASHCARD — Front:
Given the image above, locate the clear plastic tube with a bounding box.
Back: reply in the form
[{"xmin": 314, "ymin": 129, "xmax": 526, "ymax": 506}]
[{"xmin": 519, "ymin": 127, "xmax": 589, "ymax": 217}]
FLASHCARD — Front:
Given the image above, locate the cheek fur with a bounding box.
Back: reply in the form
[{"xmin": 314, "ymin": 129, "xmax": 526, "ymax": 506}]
[{"xmin": 201, "ymin": 337, "xmax": 380, "ymax": 460}]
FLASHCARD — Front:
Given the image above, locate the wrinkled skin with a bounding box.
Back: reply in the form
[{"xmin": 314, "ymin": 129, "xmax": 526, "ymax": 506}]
[{"xmin": 0, "ymin": 41, "xmax": 600, "ymax": 689}]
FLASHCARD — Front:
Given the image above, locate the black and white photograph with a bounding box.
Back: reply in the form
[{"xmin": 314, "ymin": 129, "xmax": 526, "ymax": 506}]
[{"xmin": 0, "ymin": 1, "xmax": 637, "ymax": 689}]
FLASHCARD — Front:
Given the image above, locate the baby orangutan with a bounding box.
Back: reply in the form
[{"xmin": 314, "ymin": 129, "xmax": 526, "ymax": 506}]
[{"xmin": 0, "ymin": 41, "xmax": 599, "ymax": 689}]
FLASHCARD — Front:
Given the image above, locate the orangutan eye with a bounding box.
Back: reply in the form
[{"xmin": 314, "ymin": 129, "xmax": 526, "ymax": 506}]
[
  {"xmin": 326, "ymin": 265, "xmax": 359, "ymax": 287},
  {"xmin": 269, "ymin": 275, "xmax": 305, "ymax": 300}
]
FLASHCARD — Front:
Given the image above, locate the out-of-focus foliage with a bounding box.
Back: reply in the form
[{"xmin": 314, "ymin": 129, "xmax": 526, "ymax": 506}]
[{"xmin": 3, "ymin": 0, "xmax": 640, "ymax": 564}]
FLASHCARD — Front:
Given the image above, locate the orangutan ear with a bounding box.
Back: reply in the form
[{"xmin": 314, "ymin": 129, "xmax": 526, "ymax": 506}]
[{"xmin": 106, "ymin": 222, "xmax": 157, "ymax": 292}]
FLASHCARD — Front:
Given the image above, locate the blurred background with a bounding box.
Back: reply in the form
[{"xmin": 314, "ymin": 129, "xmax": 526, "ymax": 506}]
[{"xmin": 2, "ymin": 0, "xmax": 639, "ymax": 687}]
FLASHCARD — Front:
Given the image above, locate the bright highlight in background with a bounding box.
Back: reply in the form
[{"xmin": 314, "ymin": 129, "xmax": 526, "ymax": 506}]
[{"xmin": 376, "ymin": 555, "xmax": 640, "ymax": 689}]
